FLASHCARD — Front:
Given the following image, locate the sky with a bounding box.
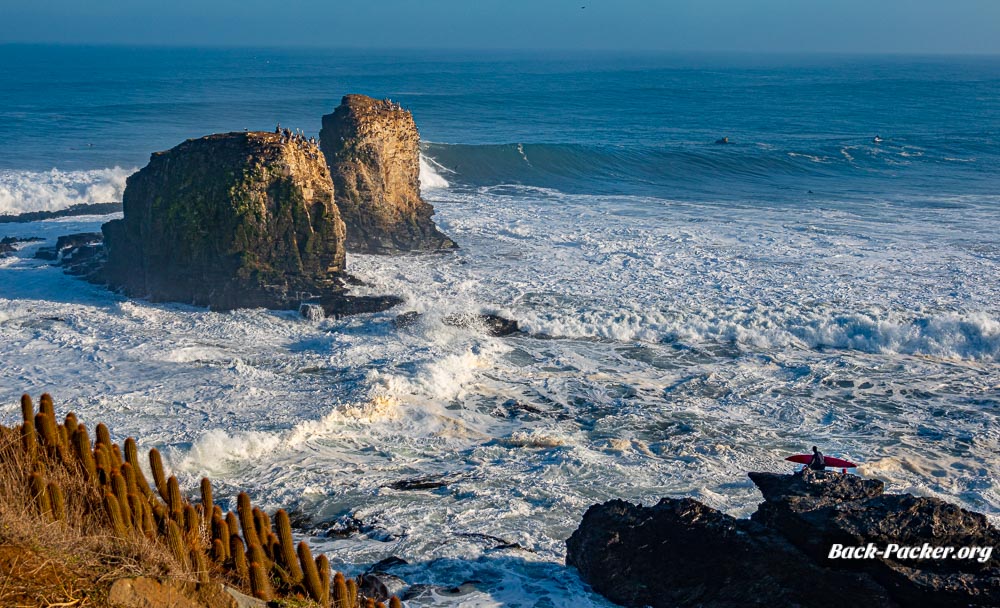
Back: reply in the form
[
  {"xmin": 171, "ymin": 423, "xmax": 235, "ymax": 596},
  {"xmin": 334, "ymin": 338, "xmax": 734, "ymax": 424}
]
[{"xmin": 2, "ymin": 0, "xmax": 999, "ymax": 54}]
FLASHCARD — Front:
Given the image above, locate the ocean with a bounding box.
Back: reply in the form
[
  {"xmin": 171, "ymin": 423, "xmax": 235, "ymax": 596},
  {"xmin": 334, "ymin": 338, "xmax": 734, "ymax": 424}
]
[{"xmin": 1, "ymin": 46, "xmax": 998, "ymax": 606}]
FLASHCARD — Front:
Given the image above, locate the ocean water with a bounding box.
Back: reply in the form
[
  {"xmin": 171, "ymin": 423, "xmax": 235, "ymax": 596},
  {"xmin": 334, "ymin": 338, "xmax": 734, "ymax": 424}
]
[{"xmin": 1, "ymin": 46, "xmax": 999, "ymax": 606}]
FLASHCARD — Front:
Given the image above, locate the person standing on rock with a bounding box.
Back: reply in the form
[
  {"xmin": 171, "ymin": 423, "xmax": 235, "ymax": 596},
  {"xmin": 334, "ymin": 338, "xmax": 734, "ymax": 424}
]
[{"xmin": 809, "ymin": 446, "xmax": 826, "ymax": 471}]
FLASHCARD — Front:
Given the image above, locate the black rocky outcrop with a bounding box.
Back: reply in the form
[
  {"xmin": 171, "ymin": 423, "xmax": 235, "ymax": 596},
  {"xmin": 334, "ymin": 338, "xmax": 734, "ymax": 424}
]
[{"xmin": 567, "ymin": 469, "xmax": 999, "ymax": 607}]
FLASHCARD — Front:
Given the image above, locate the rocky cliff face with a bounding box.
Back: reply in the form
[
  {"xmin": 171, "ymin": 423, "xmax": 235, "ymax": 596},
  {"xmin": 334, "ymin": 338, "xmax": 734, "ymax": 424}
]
[
  {"xmin": 319, "ymin": 94, "xmax": 456, "ymax": 254},
  {"xmin": 567, "ymin": 469, "xmax": 999, "ymax": 608},
  {"xmin": 101, "ymin": 132, "xmax": 347, "ymax": 310}
]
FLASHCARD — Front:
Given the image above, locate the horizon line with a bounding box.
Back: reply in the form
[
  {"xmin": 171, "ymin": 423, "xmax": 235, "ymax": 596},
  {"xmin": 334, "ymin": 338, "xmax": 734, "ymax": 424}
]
[{"xmin": 2, "ymin": 42, "xmax": 1000, "ymax": 58}]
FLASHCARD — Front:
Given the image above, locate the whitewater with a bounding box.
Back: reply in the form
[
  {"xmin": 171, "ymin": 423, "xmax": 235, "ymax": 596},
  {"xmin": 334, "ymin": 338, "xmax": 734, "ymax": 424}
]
[
  {"xmin": 1, "ymin": 48, "xmax": 999, "ymax": 606},
  {"xmin": 1, "ymin": 157, "xmax": 997, "ymax": 605}
]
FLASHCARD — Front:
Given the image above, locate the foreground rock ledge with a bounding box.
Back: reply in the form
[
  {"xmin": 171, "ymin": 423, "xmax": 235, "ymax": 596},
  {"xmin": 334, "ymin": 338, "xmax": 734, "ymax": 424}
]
[
  {"xmin": 320, "ymin": 94, "xmax": 457, "ymax": 254},
  {"xmin": 567, "ymin": 469, "xmax": 999, "ymax": 608},
  {"xmin": 101, "ymin": 132, "xmax": 351, "ymax": 311}
]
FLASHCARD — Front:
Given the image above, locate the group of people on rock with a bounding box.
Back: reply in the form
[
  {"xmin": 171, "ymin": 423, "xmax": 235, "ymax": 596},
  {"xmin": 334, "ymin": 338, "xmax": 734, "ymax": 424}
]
[
  {"xmin": 274, "ymin": 124, "xmax": 317, "ymax": 147},
  {"xmin": 274, "ymin": 124, "xmax": 320, "ymax": 159}
]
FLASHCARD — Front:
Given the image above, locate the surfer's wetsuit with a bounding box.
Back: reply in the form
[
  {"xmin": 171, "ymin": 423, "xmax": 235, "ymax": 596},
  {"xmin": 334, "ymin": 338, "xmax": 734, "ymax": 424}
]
[{"xmin": 809, "ymin": 448, "xmax": 826, "ymax": 470}]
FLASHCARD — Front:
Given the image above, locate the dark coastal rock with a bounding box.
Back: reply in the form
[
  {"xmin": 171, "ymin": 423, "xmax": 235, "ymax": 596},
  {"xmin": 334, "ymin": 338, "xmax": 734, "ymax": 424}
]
[
  {"xmin": 567, "ymin": 496, "xmax": 891, "ymax": 608},
  {"xmin": 100, "ymin": 132, "xmax": 351, "ymax": 311},
  {"xmin": 568, "ymin": 469, "xmax": 1000, "ymax": 607},
  {"xmin": 748, "ymin": 469, "xmax": 884, "ymax": 503},
  {"xmin": 0, "ymin": 202, "xmax": 122, "ymax": 224},
  {"xmin": 1, "ymin": 236, "xmax": 44, "ymax": 256},
  {"xmin": 443, "ymin": 313, "xmax": 519, "ymax": 336},
  {"xmin": 319, "ymin": 294, "xmax": 403, "ymax": 319},
  {"xmin": 33, "ymin": 232, "xmax": 105, "ymax": 275},
  {"xmin": 319, "ymin": 94, "xmax": 457, "ymax": 254},
  {"xmin": 394, "ymin": 311, "xmax": 520, "ymax": 336}
]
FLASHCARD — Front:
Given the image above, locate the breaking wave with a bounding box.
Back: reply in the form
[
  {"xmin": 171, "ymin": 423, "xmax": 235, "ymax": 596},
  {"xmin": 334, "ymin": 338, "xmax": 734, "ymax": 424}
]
[{"xmin": 0, "ymin": 166, "xmax": 134, "ymax": 215}]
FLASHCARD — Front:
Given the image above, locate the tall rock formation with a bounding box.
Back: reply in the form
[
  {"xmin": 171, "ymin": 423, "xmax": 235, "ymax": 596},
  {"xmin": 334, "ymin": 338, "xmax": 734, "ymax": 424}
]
[
  {"xmin": 319, "ymin": 94, "xmax": 457, "ymax": 254},
  {"xmin": 101, "ymin": 132, "xmax": 347, "ymax": 310}
]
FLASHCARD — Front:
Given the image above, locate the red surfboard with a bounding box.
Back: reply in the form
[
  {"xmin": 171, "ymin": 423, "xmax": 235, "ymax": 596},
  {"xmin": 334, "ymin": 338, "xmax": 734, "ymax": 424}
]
[{"xmin": 786, "ymin": 454, "xmax": 857, "ymax": 469}]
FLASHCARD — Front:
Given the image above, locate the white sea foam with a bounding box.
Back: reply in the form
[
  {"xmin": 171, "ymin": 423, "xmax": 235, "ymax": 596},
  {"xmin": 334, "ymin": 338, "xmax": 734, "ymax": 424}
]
[
  {"xmin": 419, "ymin": 154, "xmax": 450, "ymax": 190},
  {"xmin": 0, "ymin": 182, "xmax": 997, "ymax": 606},
  {"xmin": 0, "ymin": 167, "xmax": 135, "ymax": 215}
]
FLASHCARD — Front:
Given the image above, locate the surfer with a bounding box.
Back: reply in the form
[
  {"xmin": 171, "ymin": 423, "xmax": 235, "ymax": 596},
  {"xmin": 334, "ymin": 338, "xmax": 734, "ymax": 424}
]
[
  {"xmin": 715, "ymin": 136, "xmax": 729, "ymax": 145},
  {"xmin": 808, "ymin": 446, "xmax": 826, "ymax": 471},
  {"xmin": 873, "ymin": 135, "xmax": 883, "ymax": 143}
]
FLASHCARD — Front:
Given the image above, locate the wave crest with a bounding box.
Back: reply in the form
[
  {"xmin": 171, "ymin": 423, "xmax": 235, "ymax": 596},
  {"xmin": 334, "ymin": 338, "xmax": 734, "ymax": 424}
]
[{"xmin": 0, "ymin": 167, "xmax": 134, "ymax": 215}]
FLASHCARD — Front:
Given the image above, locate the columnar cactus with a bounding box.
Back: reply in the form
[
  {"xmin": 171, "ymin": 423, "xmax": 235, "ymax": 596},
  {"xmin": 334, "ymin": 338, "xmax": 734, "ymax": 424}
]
[{"xmin": 6, "ymin": 394, "xmax": 406, "ymax": 607}]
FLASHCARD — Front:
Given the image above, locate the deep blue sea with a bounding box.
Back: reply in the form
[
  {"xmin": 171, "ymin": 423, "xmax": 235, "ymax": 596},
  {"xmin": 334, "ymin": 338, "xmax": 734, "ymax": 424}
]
[{"xmin": 1, "ymin": 46, "xmax": 998, "ymax": 606}]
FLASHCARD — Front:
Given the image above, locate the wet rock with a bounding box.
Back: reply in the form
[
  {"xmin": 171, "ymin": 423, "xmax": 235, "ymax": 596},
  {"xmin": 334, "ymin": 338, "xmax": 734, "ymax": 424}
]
[
  {"xmin": 0, "ymin": 202, "xmax": 122, "ymax": 224},
  {"xmin": 319, "ymin": 294, "xmax": 403, "ymax": 319},
  {"xmin": 359, "ymin": 572, "xmax": 408, "ymax": 602},
  {"xmin": 1, "ymin": 236, "xmax": 43, "ymax": 256},
  {"xmin": 318, "ymin": 513, "xmax": 401, "ymax": 542},
  {"xmin": 568, "ymin": 469, "xmax": 1000, "ymax": 607},
  {"xmin": 320, "ymin": 94, "xmax": 457, "ymax": 254},
  {"xmin": 392, "ymin": 310, "xmax": 421, "ymax": 329},
  {"xmin": 442, "ymin": 313, "xmax": 520, "ymax": 336},
  {"xmin": 748, "ymin": 470, "xmax": 884, "ymax": 504},
  {"xmin": 388, "ymin": 473, "xmax": 457, "ymax": 491}
]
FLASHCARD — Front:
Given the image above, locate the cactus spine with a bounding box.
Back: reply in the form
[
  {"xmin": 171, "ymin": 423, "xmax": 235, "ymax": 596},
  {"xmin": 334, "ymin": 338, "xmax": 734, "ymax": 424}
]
[
  {"xmin": 237, "ymin": 492, "xmax": 260, "ymax": 549},
  {"xmin": 103, "ymin": 492, "xmax": 128, "ymax": 536},
  {"xmin": 332, "ymin": 571, "xmax": 351, "ymax": 608},
  {"xmin": 72, "ymin": 425, "xmax": 96, "ymax": 480},
  {"xmin": 148, "ymin": 447, "xmax": 168, "ymax": 499},
  {"xmin": 191, "ymin": 548, "xmax": 210, "ymax": 583},
  {"xmin": 29, "ymin": 472, "xmax": 51, "ymax": 518},
  {"xmin": 20, "ymin": 393, "xmax": 37, "ymax": 453},
  {"xmin": 316, "ymin": 554, "xmax": 332, "ymax": 607},
  {"xmin": 298, "ymin": 541, "xmax": 325, "ymax": 604},
  {"xmin": 249, "ymin": 561, "xmax": 274, "ymax": 601},
  {"xmin": 47, "ymin": 481, "xmax": 66, "ymax": 521},
  {"xmin": 166, "ymin": 520, "xmax": 190, "ymax": 570},
  {"xmin": 183, "ymin": 503, "xmax": 200, "ymax": 538},
  {"xmin": 124, "ymin": 437, "xmax": 154, "ymax": 498},
  {"xmin": 166, "ymin": 475, "xmax": 183, "ymax": 519},
  {"xmin": 231, "ymin": 535, "xmax": 250, "ymax": 582},
  {"xmin": 200, "ymin": 477, "xmax": 213, "ymax": 512},
  {"xmin": 274, "ymin": 509, "xmax": 302, "ymax": 582},
  {"xmin": 347, "ymin": 578, "xmax": 359, "ymax": 608},
  {"xmin": 110, "ymin": 473, "xmax": 132, "ymax": 524}
]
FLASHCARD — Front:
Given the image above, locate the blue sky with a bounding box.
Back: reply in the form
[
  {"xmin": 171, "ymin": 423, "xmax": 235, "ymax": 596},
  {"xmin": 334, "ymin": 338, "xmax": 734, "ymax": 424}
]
[{"xmin": 2, "ymin": 0, "xmax": 999, "ymax": 53}]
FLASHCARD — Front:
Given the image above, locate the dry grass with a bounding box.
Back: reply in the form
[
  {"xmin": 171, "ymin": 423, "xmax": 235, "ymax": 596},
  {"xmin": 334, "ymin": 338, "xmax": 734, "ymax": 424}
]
[
  {"xmin": 0, "ymin": 394, "xmax": 396, "ymax": 608},
  {"xmin": 0, "ymin": 425, "xmax": 178, "ymax": 606}
]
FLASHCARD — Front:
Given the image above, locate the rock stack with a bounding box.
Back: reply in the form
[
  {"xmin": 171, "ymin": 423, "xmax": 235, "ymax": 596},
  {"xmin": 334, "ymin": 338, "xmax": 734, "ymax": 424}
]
[
  {"xmin": 101, "ymin": 132, "xmax": 348, "ymax": 311},
  {"xmin": 320, "ymin": 94, "xmax": 457, "ymax": 254}
]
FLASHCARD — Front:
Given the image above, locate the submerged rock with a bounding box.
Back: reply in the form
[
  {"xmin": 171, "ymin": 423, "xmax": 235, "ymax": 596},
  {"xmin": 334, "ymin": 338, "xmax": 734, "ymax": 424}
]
[
  {"xmin": 568, "ymin": 469, "xmax": 999, "ymax": 607},
  {"xmin": 100, "ymin": 132, "xmax": 350, "ymax": 311},
  {"xmin": 320, "ymin": 94, "xmax": 457, "ymax": 254}
]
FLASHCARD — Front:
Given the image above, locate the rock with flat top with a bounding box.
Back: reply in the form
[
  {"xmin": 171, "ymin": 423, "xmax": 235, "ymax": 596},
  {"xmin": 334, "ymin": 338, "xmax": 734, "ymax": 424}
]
[{"xmin": 100, "ymin": 132, "xmax": 348, "ymax": 310}]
